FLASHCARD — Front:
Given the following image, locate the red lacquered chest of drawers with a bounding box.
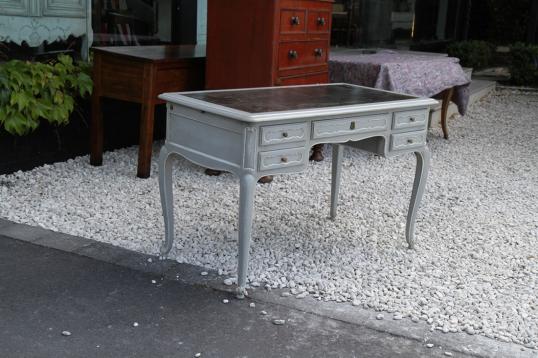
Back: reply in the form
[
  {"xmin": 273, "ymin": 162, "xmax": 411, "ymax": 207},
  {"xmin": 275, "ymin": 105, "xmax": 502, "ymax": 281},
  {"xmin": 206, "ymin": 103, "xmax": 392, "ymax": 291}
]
[{"xmin": 206, "ymin": 0, "xmax": 333, "ymax": 89}]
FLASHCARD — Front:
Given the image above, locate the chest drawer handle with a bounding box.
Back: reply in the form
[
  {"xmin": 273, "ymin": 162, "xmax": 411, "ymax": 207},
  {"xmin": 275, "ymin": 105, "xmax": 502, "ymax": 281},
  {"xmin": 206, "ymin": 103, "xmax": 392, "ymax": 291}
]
[
  {"xmin": 349, "ymin": 121, "xmax": 356, "ymax": 130},
  {"xmin": 281, "ymin": 157, "xmax": 288, "ymax": 163},
  {"xmin": 314, "ymin": 48, "xmax": 324, "ymax": 57},
  {"xmin": 317, "ymin": 17, "xmax": 326, "ymax": 26},
  {"xmin": 290, "ymin": 16, "xmax": 300, "ymax": 25},
  {"xmin": 407, "ymin": 139, "xmax": 414, "ymax": 144},
  {"xmin": 282, "ymin": 132, "xmax": 288, "ymax": 138},
  {"xmin": 409, "ymin": 117, "xmax": 416, "ymax": 122},
  {"xmin": 288, "ymin": 50, "xmax": 298, "ymax": 59}
]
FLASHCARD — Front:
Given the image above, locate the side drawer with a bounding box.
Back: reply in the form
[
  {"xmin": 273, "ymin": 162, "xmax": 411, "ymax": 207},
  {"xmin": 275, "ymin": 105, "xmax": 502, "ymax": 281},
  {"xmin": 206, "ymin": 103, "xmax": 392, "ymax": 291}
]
[
  {"xmin": 307, "ymin": 10, "xmax": 331, "ymax": 33},
  {"xmin": 393, "ymin": 109, "xmax": 428, "ymax": 130},
  {"xmin": 277, "ymin": 71, "xmax": 328, "ymax": 85},
  {"xmin": 280, "ymin": 9, "xmax": 307, "ymax": 34},
  {"xmin": 258, "ymin": 147, "xmax": 306, "ymax": 171},
  {"xmin": 390, "ymin": 131, "xmax": 427, "ymax": 151},
  {"xmin": 260, "ymin": 123, "xmax": 308, "ymax": 146},
  {"xmin": 312, "ymin": 114, "xmax": 389, "ymax": 139}
]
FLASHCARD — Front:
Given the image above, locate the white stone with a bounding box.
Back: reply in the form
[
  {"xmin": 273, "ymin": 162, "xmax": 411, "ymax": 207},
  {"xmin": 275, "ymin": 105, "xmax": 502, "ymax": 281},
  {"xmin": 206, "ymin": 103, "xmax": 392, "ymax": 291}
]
[
  {"xmin": 272, "ymin": 319, "xmax": 285, "ymax": 325},
  {"xmin": 426, "ymin": 343, "xmax": 434, "ymax": 348},
  {"xmin": 61, "ymin": 331, "xmax": 72, "ymax": 336},
  {"xmin": 249, "ymin": 303, "xmax": 256, "ymax": 308},
  {"xmin": 260, "ymin": 311, "xmax": 268, "ymax": 315},
  {"xmin": 133, "ymin": 322, "xmax": 139, "ymax": 327},
  {"xmin": 376, "ymin": 314, "xmax": 384, "ymax": 320},
  {"xmin": 200, "ymin": 271, "xmax": 208, "ymax": 276},
  {"xmin": 222, "ymin": 299, "xmax": 229, "ymax": 304}
]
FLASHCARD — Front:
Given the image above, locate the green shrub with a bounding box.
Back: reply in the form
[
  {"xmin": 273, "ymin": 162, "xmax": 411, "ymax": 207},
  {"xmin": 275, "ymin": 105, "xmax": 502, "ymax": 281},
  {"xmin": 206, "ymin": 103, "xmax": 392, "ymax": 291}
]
[
  {"xmin": 509, "ymin": 43, "xmax": 538, "ymax": 86},
  {"xmin": 0, "ymin": 54, "xmax": 92, "ymax": 136},
  {"xmin": 447, "ymin": 41, "xmax": 493, "ymax": 69}
]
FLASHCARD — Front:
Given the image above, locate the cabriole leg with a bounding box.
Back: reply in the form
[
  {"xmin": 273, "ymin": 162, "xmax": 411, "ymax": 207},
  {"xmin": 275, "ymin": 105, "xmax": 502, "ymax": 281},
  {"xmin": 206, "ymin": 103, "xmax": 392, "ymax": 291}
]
[
  {"xmin": 159, "ymin": 146, "xmax": 175, "ymax": 258},
  {"xmin": 330, "ymin": 144, "xmax": 344, "ymax": 220},
  {"xmin": 236, "ymin": 174, "xmax": 256, "ymax": 298},
  {"xmin": 406, "ymin": 148, "xmax": 431, "ymax": 249}
]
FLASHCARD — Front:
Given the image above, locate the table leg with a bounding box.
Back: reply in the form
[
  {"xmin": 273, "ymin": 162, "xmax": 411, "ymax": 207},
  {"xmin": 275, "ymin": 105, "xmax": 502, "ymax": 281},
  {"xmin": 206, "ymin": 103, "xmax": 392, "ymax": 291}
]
[
  {"xmin": 137, "ymin": 103, "xmax": 155, "ymax": 178},
  {"xmin": 158, "ymin": 146, "xmax": 175, "ymax": 258},
  {"xmin": 90, "ymin": 95, "xmax": 104, "ymax": 166},
  {"xmin": 405, "ymin": 148, "xmax": 430, "ymax": 249},
  {"xmin": 440, "ymin": 87, "xmax": 454, "ymax": 140},
  {"xmin": 237, "ymin": 173, "xmax": 256, "ymax": 298},
  {"xmin": 330, "ymin": 144, "xmax": 343, "ymax": 220}
]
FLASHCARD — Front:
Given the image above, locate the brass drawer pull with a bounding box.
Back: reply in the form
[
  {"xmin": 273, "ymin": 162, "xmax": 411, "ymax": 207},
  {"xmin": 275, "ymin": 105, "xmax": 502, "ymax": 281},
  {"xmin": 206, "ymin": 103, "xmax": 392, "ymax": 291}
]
[
  {"xmin": 281, "ymin": 157, "xmax": 288, "ymax": 163},
  {"xmin": 317, "ymin": 17, "xmax": 326, "ymax": 26},
  {"xmin": 288, "ymin": 50, "xmax": 298, "ymax": 59},
  {"xmin": 349, "ymin": 121, "xmax": 356, "ymax": 130},
  {"xmin": 282, "ymin": 132, "xmax": 288, "ymax": 138},
  {"xmin": 314, "ymin": 48, "xmax": 323, "ymax": 57},
  {"xmin": 290, "ymin": 16, "xmax": 300, "ymax": 25}
]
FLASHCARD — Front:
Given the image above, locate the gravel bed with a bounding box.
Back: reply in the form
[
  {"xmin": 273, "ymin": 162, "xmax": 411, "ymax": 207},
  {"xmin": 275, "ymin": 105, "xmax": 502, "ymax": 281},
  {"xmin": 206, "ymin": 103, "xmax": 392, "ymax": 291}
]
[{"xmin": 1, "ymin": 90, "xmax": 537, "ymax": 348}]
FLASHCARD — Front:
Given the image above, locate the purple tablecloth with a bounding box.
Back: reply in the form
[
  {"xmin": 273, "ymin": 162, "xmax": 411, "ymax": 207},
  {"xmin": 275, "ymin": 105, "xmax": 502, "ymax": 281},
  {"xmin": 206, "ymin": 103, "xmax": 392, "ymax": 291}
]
[{"xmin": 329, "ymin": 50, "xmax": 471, "ymax": 115}]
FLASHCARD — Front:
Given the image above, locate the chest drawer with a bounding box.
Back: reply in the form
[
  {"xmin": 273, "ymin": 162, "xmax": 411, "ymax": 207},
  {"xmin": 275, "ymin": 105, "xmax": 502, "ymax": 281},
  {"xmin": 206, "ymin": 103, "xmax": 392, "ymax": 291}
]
[
  {"xmin": 312, "ymin": 114, "xmax": 389, "ymax": 139},
  {"xmin": 390, "ymin": 131, "xmax": 427, "ymax": 151},
  {"xmin": 278, "ymin": 71, "xmax": 328, "ymax": 85},
  {"xmin": 260, "ymin": 122, "xmax": 308, "ymax": 146},
  {"xmin": 258, "ymin": 147, "xmax": 306, "ymax": 171},
  {"xmin": 307, "ymin": 10, "xmax": 331, "ymax": 33},
  {"xmin": 279, "ymin": 41, "xmax": 328, "ymax": 70},
  {"xmin": 393, "ymin": 109, "xmax": 429, "ymax": 130},
  {"xmin": 280, "ymin": 9, "xmax": 307, "ymax": 34}
]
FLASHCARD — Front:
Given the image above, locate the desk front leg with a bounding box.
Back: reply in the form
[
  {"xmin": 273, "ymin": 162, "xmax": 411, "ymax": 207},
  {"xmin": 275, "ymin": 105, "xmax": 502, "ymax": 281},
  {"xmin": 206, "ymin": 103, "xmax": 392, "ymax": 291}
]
[
  {"xmin": 406, "ymin": 148, "xmax": 430, "ymax": 249},
  {"xmin": 159, "ymin": 146, "xmax": 175, "ymax": 258},
  {"xmin": 237, "ymin": 173, "xmax": 256, "ymax": 298},
  {"xmin": 330, "ymin": 144, "xmax": 344, "ymax": 220}
]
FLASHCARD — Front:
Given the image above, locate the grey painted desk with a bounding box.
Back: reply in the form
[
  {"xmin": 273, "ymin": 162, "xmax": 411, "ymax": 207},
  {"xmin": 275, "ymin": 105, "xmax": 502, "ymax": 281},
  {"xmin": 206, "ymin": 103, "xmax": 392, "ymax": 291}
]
[{"xmin": 158, "ymin": 84, "xmax": 438, "ymax": 297}]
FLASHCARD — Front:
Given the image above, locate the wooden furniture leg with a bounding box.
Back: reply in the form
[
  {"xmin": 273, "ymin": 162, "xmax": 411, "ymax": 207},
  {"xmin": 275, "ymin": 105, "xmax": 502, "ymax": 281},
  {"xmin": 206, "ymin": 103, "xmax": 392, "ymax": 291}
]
[
  {"xmin": 137, "ymin": 102, "xmax": 155, "ymax": 178},
  {"xmin": 137, "ymin": 64, "xmax": 156, "ymax": 178},
  {"xmin": 90, "ymin": 54, "xmax": 103, "ymax": 166},
  {"xmin": 310, "ymin": 144, "xmax": 325, "ymax": 161},
  {"xmin": 440, "ymin": 87, "xmax": 454, "ymax": 140}
]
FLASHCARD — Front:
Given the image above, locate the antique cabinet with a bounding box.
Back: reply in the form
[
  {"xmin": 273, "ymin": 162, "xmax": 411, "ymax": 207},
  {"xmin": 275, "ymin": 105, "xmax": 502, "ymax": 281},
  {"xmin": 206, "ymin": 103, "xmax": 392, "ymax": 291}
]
[
  {"xmin": 206, "ymin": 0, "xmax": 333, "ymax": 160},
  {"xmin": 206, "ymin": 0, "xmax": 332, "ymax": 88},
  {"xmin": 0, "ymin": 0, "xmax": 92, "ymax": 59}
]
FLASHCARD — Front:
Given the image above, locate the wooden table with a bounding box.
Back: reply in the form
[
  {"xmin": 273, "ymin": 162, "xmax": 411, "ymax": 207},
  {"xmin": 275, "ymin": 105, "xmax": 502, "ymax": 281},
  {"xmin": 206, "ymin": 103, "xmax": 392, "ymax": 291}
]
[
  {"xmin": 90, "ymin": 45, "xmax": 206, "ymax": 178},
  {"xmin": 158, "ymin": 84, "xmax": 437, "ymax": 297}
]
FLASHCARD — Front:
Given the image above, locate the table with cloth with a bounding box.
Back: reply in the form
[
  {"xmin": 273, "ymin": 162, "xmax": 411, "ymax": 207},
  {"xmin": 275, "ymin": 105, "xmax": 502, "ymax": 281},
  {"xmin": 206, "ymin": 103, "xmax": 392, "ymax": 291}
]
[{"xmin": 329, "ymin": 49, "xmax": 471, "ymax": 139}]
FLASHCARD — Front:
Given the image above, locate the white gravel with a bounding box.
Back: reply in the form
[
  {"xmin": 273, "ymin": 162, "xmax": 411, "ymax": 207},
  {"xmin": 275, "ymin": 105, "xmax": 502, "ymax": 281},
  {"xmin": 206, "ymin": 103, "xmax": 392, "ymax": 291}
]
[{"xmin": 1, "ymin": 90, "xmax": 537, "ymax": 348}]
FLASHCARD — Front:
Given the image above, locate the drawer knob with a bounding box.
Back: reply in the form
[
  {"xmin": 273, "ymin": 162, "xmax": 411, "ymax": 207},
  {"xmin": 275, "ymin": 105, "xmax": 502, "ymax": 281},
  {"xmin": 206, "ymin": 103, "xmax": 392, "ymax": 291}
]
[
  {"xmin": 314, "ymin": 48, "xmax": 324, "ymax": 57},
  {"xmin": 281, "ymin": 157, "xmax": 288, "ymax": 163},
  {"xmin": 282, "ymin": 132, "xmax": 288, "ymax": 138},
  {"xmin": 288, "ymin": 50, "xmax": 298, "ymax": 59},
  {"xmin": 290, "ymin": 16, "xmax": 300, "ymax": 25},
  {"xmin": 317, "ymin": 17, "xmax": 326, "ymax": 26},
  {"xmin": 409, "ymin": 117, "xmax": 416, "ymax": 122},
  {"xmin": 349, "ymin": 121, "xmax": 356, "ymax": 130},
  {"xmin": 407, "ymin": 139, "xmax": 414, "ymax": 144}
]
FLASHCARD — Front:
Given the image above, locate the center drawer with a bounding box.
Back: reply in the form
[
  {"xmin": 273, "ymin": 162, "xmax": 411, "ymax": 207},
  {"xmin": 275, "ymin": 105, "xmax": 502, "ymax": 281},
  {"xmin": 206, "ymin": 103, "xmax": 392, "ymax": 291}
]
[
  {"xmin": 278, "ymin": 41, "xmax": 328, "ymax": 70},
  {"xmin": 260, "ymin": 122, "xmax": 308, "ymax": 146},
  {"xmin": 312, "ymin": 113, "xmax": 389, "ymax": 139},
  {"xmin": 258, "ymin": 147, "xmax": 306, "ymax": 171}
]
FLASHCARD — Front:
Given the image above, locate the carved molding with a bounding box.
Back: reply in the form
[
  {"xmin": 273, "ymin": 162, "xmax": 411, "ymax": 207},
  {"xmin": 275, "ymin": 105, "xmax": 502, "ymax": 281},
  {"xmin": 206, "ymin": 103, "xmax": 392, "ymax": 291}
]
[
  {"xmin": 0, "ymin": 0, "xmax": 30, "ymax": 16},
  {"xmin": 0, "ymin": 16, "xmax": 88, "ymax": 47}
]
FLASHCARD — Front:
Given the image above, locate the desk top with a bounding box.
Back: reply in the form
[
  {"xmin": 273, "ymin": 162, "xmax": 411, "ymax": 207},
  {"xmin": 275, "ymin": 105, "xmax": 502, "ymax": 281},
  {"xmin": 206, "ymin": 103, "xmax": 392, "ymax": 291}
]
[
  {"xmin": 92, "ymin": 45, "xmax": 206, "ymax": 63},
  {"xmin": 160, "ymin": 84, "xmax": 438, "ymax": 122}
]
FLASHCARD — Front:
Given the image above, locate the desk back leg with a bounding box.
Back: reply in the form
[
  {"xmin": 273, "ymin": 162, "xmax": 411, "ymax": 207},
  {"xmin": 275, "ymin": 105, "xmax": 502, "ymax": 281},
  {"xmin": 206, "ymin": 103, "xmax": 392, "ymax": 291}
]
[
  {"xmin": 406, "ymin": 148, "xmax": 430, "ymax": 249},
  {"xmin": 237, "ymin": 173, "xmax": 256, "ymax": 298},
  {"xmin": 330, "ymin": 144, "xmax": 344, "ymax": 220},
  {"xmin": 159, "ymin": 146, "xmax": 175, "ymax": 258}
]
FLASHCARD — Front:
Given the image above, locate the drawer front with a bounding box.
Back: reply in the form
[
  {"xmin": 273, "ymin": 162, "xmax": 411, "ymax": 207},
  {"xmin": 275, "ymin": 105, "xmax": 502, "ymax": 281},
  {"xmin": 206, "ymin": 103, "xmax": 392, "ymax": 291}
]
[
  {"xmin": 312, "ymin": 114, "xmax": 389, "ymax": 139},
  {"xmin": 278, "ymin": 41, "xmax": 328, "ymax": 70},
  {"xmin": 390, "ymin": 131, "xmax": 427, "ymax": 151},
  {"xmin": 278, "ymin": 71, "xmax": 328, "ymax": 85},
  {"xmin": 280, "ymin": 9, "xmax": 307, "ymax": 33},
  {"xmin": 260, "ymin": 123, "xmax": 308, "ymax": 146},
  {"xmin": 307, "ymin": 10, "xmax": 331, "ymax": 33},
  {"xmin": 393, "ymin": 109, "xmax": 428, "ymax": 130},
  {"xmin": 259, "ymin": 147, "xmax": 306, "ymax": 171}
]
